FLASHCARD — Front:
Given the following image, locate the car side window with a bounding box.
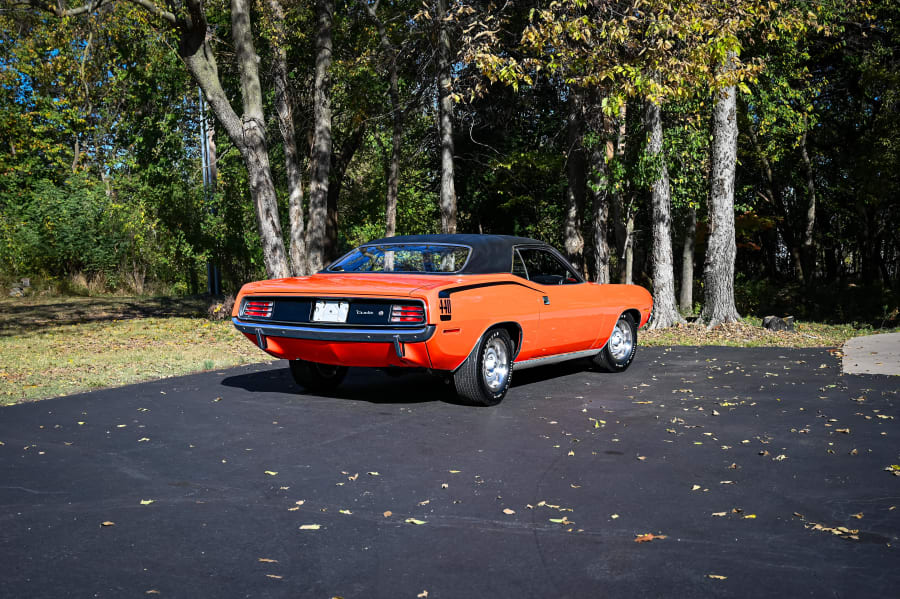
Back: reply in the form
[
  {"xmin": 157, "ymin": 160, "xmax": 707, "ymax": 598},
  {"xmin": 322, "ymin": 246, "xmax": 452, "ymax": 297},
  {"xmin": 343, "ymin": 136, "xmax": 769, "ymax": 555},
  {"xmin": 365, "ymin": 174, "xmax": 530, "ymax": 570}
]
[
  {"xmin": 517, "ymin": 248, "xmax": 580, "ymax": 285},
  {"xmin": 511, "ymin": 250, "xmax": 528, "ymax": 279}
]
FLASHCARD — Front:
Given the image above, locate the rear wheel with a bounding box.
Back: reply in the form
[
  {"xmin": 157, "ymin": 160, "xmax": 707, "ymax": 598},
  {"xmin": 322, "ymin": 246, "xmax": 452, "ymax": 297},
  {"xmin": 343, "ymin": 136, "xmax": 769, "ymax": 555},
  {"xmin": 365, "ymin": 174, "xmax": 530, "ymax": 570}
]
[
  {"xmin": 593, "ymin": 313, "xmax": 637, "ymax": 372},
  {"xmin": 289, "ymin": 359, "xmax": 348, "ymax": 392},
  {"xmin": 453, "ymin": 328, "xmax": 513, "ymax": 406}
]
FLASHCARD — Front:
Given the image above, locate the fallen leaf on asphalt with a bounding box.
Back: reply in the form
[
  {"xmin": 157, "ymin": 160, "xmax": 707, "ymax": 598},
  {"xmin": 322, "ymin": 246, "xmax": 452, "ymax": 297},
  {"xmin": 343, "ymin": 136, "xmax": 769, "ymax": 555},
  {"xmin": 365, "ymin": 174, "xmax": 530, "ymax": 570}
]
[
  {"xmin": 691, "ymin": 485, "xmax": 701, "ymax": 491},
  {"xmin": 140, "ymin": 499, "xmax": 154, "ymax": 505},
  {"xmin": 138, "ymin": 437, "xmax": 150, "ymax": 442},
  {"xmin": 264, "ymin": 471, "xmax": 278, "ymax": 476},
  {"xmin": 502, "ymin": 508, "xmax": 515, "ymax": 515},
  {"xmin": 707, "ymin": 574, "xmax": 727, "ymax": 580},
  {"xmin": 213, "ymin": 397, "xmax": 222, "ymax": 402},
  {"xmin": 288, "ymin": 506, "xmax": 300, "ymax": 511},
  {"xmin": 367, "ymin": 472, "xmax": 380, "ymax": 476},
  {"xmin": 720, "ymin": 481, "xmax": 735, "ymax": 485},
  {"xmin": 637, "ymin": 456, "xmax": 646, "ymax": 461},
  {"xmin": 258, "ymin": 558, "xmax": 278, "ymax": 563},
  {"xmin": 611, "ymin": 514, "xmax": 619, "ymax": 519},
  {"xmin": 835, "ymin": 428, "xmax": 850, "ymax": 434},
  {"xmin": 295, "ymin": 500, "xmax": 306, "ymax": 506},
  {"xmin": 348, "ymin": 473, "xmax": 358, "ymax": 481},
  {"xmin": 849, "ymin": 449, "xmax": 858, "ymax": 456},
  {"xmin": 634, "ymin": 533, "xmax": 667, "ymax": 543},
  {"xmin": 339, "ymin": 510, "xmax": 352, "ymax": 515},
  {"xmin": 885, "ymin": 465, "xmax": 900, "ymax": 476},
  {"xmin": 299, "ymin": 524, "xmax": 321, "ymax": 530},
  {"xmin": 116, "ymin": 424, "xmax": 127, "ymax": 428},
  {"xmin": 448, "ymin": 470, "xmax": 461, "ymax": 474},
  {"xmin": 383, "ymin": 511, "xmax": 392, "ymax": 517},
  {"xmin": 773, "ymin": 454, "xmax": 787, "ymax": 461},
  {"xmin": 266, "ymin": 574, "xmax": 282, "ymax": 579},
  {"xmin": 570, "ymin": 484, "xmax": 581, "ymax": 489},
  {"xmin": 417, "ymin": 591, "xmax": 428, "ymax": 598},
  {"xmin": 405, "ymin": 518, "xmax": 427, "ymax": 525},
  {"xmin": 441, "ymin": 483, "xmax": 449, "ymax": 489},
  {"xmin": 549, "ymin": 517, "xmax": 572, "ymax": 525},
  {"xmin": 418, "ymin": 500, "xmax": 430, "ymax": 506},
  {"xmin": 744, "ymin": 514, "xmax": 757, "ymax": 519},
  {"xmin": 712, "ymin": 512, "xmax": 727, "ymax": 517},
  {"xmin": 851, "ymin": 512, "xmax": 863, "ymax": 519},
  {"xmin": 101, "ymin": 521, "xmax": 115, "ymax": 527},
  {"xmin": 145, "ymin": 591, "xmax": 160, "ymax": 595}
]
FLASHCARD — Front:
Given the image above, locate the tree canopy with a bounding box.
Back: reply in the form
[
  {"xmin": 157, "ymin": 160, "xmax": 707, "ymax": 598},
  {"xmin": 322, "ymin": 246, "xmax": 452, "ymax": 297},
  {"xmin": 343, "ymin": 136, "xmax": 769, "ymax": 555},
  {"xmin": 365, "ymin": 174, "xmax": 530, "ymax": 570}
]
[{"xmin": 0, "ymin": 0, "xmax": 897, "ymax": 324}]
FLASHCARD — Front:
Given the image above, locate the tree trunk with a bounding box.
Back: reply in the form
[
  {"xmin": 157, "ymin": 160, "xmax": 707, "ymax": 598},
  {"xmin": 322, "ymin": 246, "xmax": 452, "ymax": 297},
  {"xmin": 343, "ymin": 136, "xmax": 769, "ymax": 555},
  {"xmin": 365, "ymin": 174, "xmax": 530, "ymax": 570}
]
[
  {"xmin": 268, "ymin": 0, "xmax": 307, "ymax": 276},
  {"xmin": 49, "ymin": 0, "xmax": 292, "ymax": 279},
  {"xmin": 174, "ymin": 0, "xmax": 291, "ymax": 279},
  {"xmin": 799, "ymin": 113, "xmax": 817, "ymax": 282},
  {"xmin": 358, "ymin": 0, "xmax": 402, "ymax": 237},
  {"xmin": 623, "ymin": 213, "xmax": 634, "ymax": 285},
  {"xmin": 747, "ymin": 118, "xmax": 803, "ymax": 282},
  {"xmin": 564, "ymin": 92, "xmax": 586, "ymax": 270},
  {"xmin": 701, "ymin": 72, "xmax": 741, "ymax": 327},
  {"xmin": 306, "ymin": 0, "xmax": 334, "ymax": 273},
  {"xmin": 644, "ymin": 99, "xmax": 685, "ymax": 329},
  {"xmin": 588, "ymin": 101, "xmax": 614, "ymax": 284},
  {"xmin": 609, "ymin": 103, "xmax": 630, "ymax": 283},
  {"xmin": 679, "ymin": 205, "xmax": 696, "ymax": 314},
  {"xmin": 325, "ymin": 125, "xmax": 367, "ymax": 263},
  {"xmin": 436, "ymin": 0, "xmax": 457, "ymax": 234}
]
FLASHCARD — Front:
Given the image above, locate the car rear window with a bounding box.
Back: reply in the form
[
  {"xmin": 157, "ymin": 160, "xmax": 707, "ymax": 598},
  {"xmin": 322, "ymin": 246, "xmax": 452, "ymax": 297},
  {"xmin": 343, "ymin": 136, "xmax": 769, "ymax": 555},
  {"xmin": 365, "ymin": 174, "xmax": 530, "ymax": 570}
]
[{"xmin": 327, "ymin": 244, "xmax": 471, "ymax": 274}]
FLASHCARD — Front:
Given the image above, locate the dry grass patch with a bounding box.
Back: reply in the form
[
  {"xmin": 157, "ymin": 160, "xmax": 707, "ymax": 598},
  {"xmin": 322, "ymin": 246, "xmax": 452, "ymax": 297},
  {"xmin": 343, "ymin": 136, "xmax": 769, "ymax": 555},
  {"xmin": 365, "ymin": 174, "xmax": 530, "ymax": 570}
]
[
  {"xmin": 641, "ymin": 317, "xmax": 896, "ymax": 348},
  {"xmin": 0, "ymin": 297, "xmax": 269, "ymax": 405}
]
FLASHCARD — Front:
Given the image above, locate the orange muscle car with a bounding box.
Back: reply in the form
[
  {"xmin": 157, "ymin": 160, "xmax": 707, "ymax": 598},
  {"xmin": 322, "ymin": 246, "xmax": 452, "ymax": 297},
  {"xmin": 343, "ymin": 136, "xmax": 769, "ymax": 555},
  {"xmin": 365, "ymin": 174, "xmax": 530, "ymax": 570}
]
[{"xmin": 232, "ymin": 234, "xmax": 653, "ymax": 405}]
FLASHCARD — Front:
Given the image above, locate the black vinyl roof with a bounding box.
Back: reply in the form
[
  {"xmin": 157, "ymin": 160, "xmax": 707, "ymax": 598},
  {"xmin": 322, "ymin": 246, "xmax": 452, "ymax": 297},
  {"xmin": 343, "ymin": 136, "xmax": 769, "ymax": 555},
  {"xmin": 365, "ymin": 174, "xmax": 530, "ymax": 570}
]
[{"xmin": 362, "ymin": 234, "xmax": 551, "ymax": 274}]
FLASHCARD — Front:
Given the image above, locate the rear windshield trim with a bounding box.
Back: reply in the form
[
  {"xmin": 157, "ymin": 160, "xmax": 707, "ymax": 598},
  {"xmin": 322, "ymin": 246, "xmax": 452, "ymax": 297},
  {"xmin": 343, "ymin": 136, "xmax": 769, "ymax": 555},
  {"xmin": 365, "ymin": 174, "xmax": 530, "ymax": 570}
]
[{"xmin": 326, "ymin": 242, "xmax": 474, "ymax": 274}]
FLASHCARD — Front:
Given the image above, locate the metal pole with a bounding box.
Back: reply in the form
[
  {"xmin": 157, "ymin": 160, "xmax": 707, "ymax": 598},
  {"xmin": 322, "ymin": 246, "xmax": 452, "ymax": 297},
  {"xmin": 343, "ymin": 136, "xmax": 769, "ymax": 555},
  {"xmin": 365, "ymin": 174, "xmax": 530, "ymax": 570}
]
[{"xmin": 199, "ymin": 88, "xmax": 215, "ymax": 296}]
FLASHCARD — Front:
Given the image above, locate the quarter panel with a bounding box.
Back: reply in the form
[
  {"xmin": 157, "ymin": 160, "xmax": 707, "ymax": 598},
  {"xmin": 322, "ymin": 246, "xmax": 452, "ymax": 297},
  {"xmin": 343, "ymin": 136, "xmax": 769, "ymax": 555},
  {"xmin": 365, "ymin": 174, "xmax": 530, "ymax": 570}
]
[{"xmin": 422, "ymin": 276, "xmax": 544, "ymax": 371}]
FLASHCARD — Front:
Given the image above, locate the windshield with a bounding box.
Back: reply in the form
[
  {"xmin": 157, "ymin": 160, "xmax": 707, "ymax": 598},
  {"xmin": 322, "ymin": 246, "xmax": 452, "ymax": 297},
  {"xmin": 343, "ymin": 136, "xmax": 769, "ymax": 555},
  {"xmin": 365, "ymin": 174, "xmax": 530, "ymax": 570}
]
[{"xmin": 327, "ymin": 244, "xmax": 471, "ymax": 274}]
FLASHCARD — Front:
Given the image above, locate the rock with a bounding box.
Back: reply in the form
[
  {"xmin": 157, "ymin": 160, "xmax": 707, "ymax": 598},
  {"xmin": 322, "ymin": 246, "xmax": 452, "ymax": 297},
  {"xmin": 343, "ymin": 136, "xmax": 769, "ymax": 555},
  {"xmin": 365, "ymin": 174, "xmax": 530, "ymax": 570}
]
[
  {"xmin": 763, "ymin": 315, "xmax": 795, "ymax": 332},
  {"xmin": 9, "ymin": 287, "xmax": 24, "ymax": 297}
]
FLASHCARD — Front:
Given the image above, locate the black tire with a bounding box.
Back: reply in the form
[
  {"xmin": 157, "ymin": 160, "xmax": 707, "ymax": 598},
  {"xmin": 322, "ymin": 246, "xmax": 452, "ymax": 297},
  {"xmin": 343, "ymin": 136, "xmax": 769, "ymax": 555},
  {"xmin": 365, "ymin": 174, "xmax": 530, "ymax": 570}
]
[
  {"xmin": 593, "ymin": 313, "xmax": 637, "ymax": 372},
  {"xmin": 289, "ymin": 359, "xmax": 348, "ymax": 392},
  {"xmin": 453, "ymin": 328, "xmax": 514, "ymax": 406}
]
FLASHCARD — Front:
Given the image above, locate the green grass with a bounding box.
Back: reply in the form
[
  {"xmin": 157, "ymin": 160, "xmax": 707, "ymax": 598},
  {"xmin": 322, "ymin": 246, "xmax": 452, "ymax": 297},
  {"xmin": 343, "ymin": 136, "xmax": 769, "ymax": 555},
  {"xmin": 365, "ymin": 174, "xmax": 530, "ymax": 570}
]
[
  {"xmin": 0, "ymin": 296, "xmax": 269, "ymax": 406},
  {"xmin": 1, "ymin": 296, "xmax": 897, "ymax": 406}
]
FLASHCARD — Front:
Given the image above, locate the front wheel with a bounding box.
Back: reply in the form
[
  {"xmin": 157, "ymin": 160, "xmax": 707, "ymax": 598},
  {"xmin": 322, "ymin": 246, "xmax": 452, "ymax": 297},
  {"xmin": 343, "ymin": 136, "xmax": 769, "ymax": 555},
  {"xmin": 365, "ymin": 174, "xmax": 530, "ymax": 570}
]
[
  {"xmin": 289, "ymin": 359, "xmax": 348, "ymax": 392},
  {"xmin": 593, "ymin": 313, "xmax": 637, "ymax": 372},
  {"xmin": 453, "ymin": 328, "xmax": 513, "ymax": 406}
]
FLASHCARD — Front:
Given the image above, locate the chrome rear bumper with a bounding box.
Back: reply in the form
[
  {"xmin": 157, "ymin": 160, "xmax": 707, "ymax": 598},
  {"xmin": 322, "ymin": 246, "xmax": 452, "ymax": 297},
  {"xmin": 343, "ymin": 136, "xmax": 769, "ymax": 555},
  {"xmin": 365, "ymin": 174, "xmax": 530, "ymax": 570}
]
[{"xmin": 232, "ymin": 317, "xmax": 436, "ymax": 345}]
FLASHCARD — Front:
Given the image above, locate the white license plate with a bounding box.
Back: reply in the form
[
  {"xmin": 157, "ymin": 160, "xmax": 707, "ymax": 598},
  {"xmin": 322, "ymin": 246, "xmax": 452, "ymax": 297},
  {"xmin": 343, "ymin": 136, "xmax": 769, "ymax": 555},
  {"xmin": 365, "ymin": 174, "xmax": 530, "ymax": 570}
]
[{"xmin": 312, "ymin": 300, "xmax": 350, "ymax": 323}]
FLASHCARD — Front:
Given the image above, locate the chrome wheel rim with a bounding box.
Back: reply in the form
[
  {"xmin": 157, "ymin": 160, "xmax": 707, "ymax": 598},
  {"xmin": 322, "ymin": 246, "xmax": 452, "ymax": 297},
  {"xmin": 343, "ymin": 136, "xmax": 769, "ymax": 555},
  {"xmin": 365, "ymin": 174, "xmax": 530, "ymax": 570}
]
[
  {"xmin": 482, "ymin": 337, "xmax": 510, "ymax": 392},
  {"xmin": 608, "ymin": 319, "xmax": 634, "ymax": 362}
]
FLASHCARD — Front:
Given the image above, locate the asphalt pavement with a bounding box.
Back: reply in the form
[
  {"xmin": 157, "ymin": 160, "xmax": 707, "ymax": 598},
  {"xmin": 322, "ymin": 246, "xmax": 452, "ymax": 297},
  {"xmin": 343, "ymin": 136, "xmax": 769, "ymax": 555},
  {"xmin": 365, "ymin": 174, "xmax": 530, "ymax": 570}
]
[{"xmin": 1, "ymin": 346, "xmax": 898, "ymax": 599}]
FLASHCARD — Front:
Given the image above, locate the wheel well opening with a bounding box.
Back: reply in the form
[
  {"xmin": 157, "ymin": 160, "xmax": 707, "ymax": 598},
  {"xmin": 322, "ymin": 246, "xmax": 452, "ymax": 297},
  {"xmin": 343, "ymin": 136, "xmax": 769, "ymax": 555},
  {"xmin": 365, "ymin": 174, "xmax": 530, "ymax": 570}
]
[
  {"xmin": 624, "ymin": 308, "xmax": 642, "ymax": 326},
  {"xmin": 492, "ymin": 322, "xmax": 523, "ymax": 358}
]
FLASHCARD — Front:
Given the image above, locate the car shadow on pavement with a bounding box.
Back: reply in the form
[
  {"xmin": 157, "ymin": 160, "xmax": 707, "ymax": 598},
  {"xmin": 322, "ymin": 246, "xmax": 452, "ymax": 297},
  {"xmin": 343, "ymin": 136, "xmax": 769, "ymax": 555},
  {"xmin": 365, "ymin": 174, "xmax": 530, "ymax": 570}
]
[
  {"xmin": 221, "ymin": 366, "xmax": 462, "ymax": 405},
  {"xmin": 221, "ymin": 359, "xmax": 601, "ymax": 407}
]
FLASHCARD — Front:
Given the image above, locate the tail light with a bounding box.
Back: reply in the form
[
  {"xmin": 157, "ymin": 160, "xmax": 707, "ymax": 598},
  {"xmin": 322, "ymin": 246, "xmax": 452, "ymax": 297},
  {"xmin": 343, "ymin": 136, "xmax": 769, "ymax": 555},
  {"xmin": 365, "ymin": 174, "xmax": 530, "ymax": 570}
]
[
  {"xmin": 390, "ymin": 304, "xmax": 425, "ymax": 324},
  {"xmin": 242, "ymin": 299, "xmax": 273, "ymax": 318}
]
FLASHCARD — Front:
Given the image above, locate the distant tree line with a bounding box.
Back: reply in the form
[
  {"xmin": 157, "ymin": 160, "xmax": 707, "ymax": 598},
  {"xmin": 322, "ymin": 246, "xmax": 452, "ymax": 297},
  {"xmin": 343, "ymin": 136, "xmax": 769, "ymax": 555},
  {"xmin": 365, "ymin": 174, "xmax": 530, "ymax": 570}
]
[{"xmin": 0, "ymin": 0, "xmax": 897, "ymax": 325}]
